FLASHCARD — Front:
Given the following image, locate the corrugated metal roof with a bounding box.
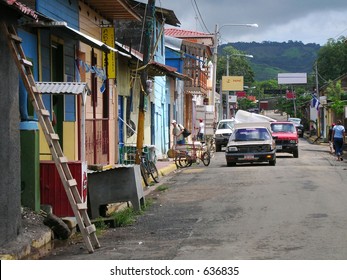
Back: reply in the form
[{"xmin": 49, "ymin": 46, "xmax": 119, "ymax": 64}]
[
  {"xmin": 63, "ymin": 25, "xmax": 131, "ymax": 57},
  {"xmin": 35, "ymin": 82, "xmax": 91, "ymax": 95},
  {"xmin": 165, "ymin": 28, "xmax": 213, "ymax": 38}
]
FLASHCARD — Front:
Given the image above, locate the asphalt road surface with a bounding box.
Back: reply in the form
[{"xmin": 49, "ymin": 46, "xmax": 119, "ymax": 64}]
[{"xmin": 41, "ymin": 136, "xmax": 347, "ymax": 260}]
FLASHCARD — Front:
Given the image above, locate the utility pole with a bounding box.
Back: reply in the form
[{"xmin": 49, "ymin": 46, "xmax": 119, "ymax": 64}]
[
  {"xmin": 315, "ymin": 62, "xmax": 320, "ymax": 138},
  {"xmin": 136, "ymin": 0, "xmax": 156, "ymax": 164},
  {"xmin": 226, "ymin": 55, "xmax": 230, "ymax": 119},
  {"xmin": 212, "ymin": 24, "xmax": 218, "ymax": 121}
]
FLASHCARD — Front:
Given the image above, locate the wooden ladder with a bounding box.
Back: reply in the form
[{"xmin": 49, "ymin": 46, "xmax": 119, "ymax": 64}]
[{"xmin": 2, "ymin": 22, "xmax": 100, "ymax": 253}]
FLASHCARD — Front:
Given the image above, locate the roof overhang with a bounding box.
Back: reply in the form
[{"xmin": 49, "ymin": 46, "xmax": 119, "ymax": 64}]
[
  {"xmin": 83, "ymin": 0, "xmax": 141, "ymax": 22},
  {"xmin": 115, "ymin": 42, "xmax": 190, "ymax": 80},
  {"xmin": 0, "ymin": 0, "xmax": 39, "ymax": 21},
  {"xmin": 132, "ymin": 60, "xmax": 191, "ymax": 80},
  {"xmin": 28, "ymin": 20, "xmax": 131, "ymax": 57},
  {"xmin": 146, "ymin": 61, "xmax": 191, "ymax": 80},
  {"xmin": 115, "ymin": 41, "xmax": 143, "ymax": 61}
]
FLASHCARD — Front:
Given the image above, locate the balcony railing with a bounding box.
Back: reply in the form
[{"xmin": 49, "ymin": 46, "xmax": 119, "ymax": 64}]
[{"xmin": 184, "ymin": 70, "xmax": 208, "ymax": 94}]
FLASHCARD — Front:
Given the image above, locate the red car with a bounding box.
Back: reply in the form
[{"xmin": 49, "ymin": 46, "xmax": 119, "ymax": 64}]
[{"xmin": 270, "ymin": 122, "xmax": 299, "ymax": 158}]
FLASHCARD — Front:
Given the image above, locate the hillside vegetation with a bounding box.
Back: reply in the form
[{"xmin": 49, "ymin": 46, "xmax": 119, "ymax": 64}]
[{"xmin": 219, "ymin": 41, "xmax": 321, "ymax": 81}]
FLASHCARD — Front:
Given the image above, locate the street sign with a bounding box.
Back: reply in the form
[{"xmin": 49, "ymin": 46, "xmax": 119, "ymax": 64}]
[{"xmin": 278, "ymin": 73, "xmax": 307, "ymax": 84}]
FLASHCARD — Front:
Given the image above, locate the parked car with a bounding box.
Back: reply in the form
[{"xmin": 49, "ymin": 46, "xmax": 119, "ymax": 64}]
[
  {"xmin": 247, "ymin": 108, "xmax": 260, "ymax": 114},
  {"xmin": 288, "ymin": 117, "xmax": 304, "ymax": 137},
  {"xmin": 270, "ymin": 122, "xmax": 299, "ymax": 158},
  {"xmin": 225, "ymin": 122, "xmax": 277, "ymax": 166},
  {"xmin": 215, "ymin": 118, "xmax": 236, "ymax": 152}
]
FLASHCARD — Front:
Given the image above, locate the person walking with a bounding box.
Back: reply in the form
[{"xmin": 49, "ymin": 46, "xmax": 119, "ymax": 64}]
[
  {"xmin": 172, "ymin": 120, "xmax": 185, "ymax": 145},
  {"xmin": 332, "ymin": 120, "xmax": 345, "ymax": 161},
  {"xmin": 197, "ymin": 118, "xmax": 205, "ymax": 142},
  {"xmin": 328, "ymin": 123, "xmax": 335, "ymax": 154}
]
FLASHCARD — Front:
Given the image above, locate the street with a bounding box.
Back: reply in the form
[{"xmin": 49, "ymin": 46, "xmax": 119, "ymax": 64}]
[{"xmin": 41, "ymin": 136, "xmax": 347, "ymax": 260}]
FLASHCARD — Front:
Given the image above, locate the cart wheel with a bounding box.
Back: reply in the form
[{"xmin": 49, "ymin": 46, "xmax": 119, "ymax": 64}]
[
  {"xmin": 174, "ymin": 154, "xmax": 181, "ymax": 168},
  {"xmin": 178, "ymin": 154, "xmax": 192, "ymax": 167},
  {"xmin": 202, "ymin": 152, "xmax": 211, "ymax": 166}
]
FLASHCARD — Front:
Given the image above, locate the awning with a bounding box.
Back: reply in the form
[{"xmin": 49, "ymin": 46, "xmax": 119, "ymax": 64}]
[
  {"xmin": 35, "ymin": 81, "xmax": 90, "ymax": 163},
  {"xmin": 63, "ymin": 25, "xmax": 130, "ymax": 57},
  {"xmin": 35, "ymin": 82, "xmax": 91, "ymax": 95},
  {"xmin": 28, "ymin": 20, "xmax": 131, "ymax": 58}
]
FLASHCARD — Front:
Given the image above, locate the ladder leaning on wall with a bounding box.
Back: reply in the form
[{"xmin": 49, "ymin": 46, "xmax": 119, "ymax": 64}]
[{"xmin": 1, "ymin": 22, "xmax": 100, "ymax": 253}]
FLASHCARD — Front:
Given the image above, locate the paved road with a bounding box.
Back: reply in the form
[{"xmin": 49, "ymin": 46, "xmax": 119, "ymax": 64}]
[{"xmin": 42, "ymin": 136, "xmax": 347, "ymax": 260}]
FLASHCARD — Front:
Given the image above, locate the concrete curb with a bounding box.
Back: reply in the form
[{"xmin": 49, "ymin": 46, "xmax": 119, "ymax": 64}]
[
  {"xmin": 158, "ymin": 162, "xmax": 177, "ymax": 177},
  {"xmin": 0, "ymin": 227, "xmax": 52, "ymax": 260}
]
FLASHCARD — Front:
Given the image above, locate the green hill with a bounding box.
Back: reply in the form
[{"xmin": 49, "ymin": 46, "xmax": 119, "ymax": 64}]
[{"xmin": 219, "ymin": 41, "xmax": 321, "ymax": 81}]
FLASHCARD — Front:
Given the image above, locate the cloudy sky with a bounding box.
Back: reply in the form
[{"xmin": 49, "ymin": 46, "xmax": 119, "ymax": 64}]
[{"xmin": 140, "ymin": 0, "xmax": 347, "ymax": 45}]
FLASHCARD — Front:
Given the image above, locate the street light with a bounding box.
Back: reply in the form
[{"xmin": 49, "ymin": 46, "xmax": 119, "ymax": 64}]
[{"xmin": 211, "ymin": 23, "xmax": 258, "ymax": 121}]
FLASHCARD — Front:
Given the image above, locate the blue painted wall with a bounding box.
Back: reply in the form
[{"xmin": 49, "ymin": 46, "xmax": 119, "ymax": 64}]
[
  {"xmin": 36, "ymin": 0, "xmax": 79, "ymax": 121},
  {"xmin": 165, "ymin": 48, "xmax": 184, "ymax": 73},
  {"xmin": 36, "ymin": 0, "xmax": 79, "ymax": 29},
  {"xmin": 152, "ymin": 20, "xmax": 169, "ymax": 157},
  {"xmin": 18, "ymin": 29, "xmax": 38, "ymax": 121}
]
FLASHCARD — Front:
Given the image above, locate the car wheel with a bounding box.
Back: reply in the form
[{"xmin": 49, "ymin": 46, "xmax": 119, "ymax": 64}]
[
  {"xmin": 269, "ymin": 159, "xmax": 276, "ymax": 166},
  {"xmin": 216, "ymin": 145, "xmax": 221, "ymax": 152},
  {"xmin": 227, "ymin": 162, "xmax": 236, "ymax": 167},
  {"xmin": 293, "ymin": 149, "xmax": 299, "ymax": 158}
]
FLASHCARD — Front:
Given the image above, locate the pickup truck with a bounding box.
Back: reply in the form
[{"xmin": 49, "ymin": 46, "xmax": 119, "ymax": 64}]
[{"xmin": 270, "ymin": 121, "xmax": 299, "ymax": 158}]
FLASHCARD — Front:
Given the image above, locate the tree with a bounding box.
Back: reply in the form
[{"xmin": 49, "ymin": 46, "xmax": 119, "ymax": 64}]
[
  {"xmin": 276, "ymin": 93, "xmax": 311, "ymax": 121},
  {"xmin": 316, "ymin": 36, "xmax": 347, "ymax": 84},
  {"xmin": 237, "ymin": 98, "xmax": 257, "ymax": 111},
  {"xmin": 216, "ymin": 46, "xmax": 255, "ymax": 86},
  {"xmin": 326, "ymin": 80, "xmax": 346, "ymax": 115}
]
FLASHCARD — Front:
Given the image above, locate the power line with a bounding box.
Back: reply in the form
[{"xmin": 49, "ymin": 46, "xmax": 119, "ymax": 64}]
[
  {"xmin": 192, "ymin": 0, "xmax": 210, "ymax": 33},
  {"xmin": 333, "ymin": 26, "xmax": 347, "ymax": 40},
  {"xmin": 190, "ymin": 0, "xmax": 200, "ymax": 30},
  {"xmin": 190, "ymin": 0, "xmax": 205, "ymax": 32}
]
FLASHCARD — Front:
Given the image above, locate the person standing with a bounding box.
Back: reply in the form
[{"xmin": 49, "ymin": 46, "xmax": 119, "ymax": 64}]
[
  {"xmin": 172, "ymin": 120, "xmax": 185, "ymax": 145},
  {"xmin": 332, "ymin": 120, "xmax": 345, "ymax": 161},
  {"xmin": 197, "ymin": 118, "xmax": 205, "ymax": 141}
]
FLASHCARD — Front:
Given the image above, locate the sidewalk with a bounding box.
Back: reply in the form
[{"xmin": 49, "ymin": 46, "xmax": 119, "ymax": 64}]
[
  {"xmin": 304, "ymin": 132, "xmax": 347, "ymax": 159},
  {"xmin": 0, "ymin": 160, "xmax": 178, "ymax": 260}
]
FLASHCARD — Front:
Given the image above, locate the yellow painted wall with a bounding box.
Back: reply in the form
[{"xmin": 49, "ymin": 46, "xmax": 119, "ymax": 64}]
[
  {"xmin": 39, "ymin": 125, "xmax": 51, "ymax": 160},
  {"xmin": 63, "ymin": 122, "xmax": 76, "ymax": 160},
  {"xmin": 39, "ymin": 121, "xmax": 77, "ymax": 161}
]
